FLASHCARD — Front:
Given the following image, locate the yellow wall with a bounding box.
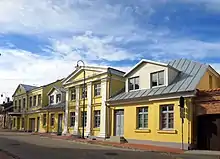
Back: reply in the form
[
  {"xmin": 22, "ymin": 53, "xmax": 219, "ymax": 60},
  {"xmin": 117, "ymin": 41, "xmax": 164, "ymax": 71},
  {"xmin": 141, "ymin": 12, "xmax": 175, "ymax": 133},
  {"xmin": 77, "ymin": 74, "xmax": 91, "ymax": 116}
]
[
  {"xmin": 110, "ymin": 76, "xmax": 125, "ymax": 97},
  {"xmin": 110, "ymin": 98, "xmax": 193, "ymax": 145},
  {"xmin": 197, "ymin": 70, "xmax": 220, "ymax": 90},
  {"xmin": 28, "ymin": 89, "xmax": 43, "ymax": 110}
]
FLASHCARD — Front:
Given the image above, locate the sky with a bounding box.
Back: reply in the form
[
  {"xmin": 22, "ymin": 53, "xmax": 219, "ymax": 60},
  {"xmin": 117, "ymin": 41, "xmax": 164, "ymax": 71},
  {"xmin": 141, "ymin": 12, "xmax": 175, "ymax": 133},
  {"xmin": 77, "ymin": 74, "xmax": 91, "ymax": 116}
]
[{"xmin": 1, "ymin": 0, "xmax": 220, "ymax": 102}]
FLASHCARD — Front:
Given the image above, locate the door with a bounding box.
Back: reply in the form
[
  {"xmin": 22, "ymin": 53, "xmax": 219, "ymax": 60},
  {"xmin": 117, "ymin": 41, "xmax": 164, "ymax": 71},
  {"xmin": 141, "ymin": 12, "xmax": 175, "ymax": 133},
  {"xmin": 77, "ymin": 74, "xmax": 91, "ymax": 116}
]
[
  {"xmin": 29, "ymin": 118, "xmax": 35, "ymax": 132},
  {"xmin": 36, "ymin": 117, "xmax": 40, "ymax": 132},
  {"xmin": 115, "ymin": 110, "xmax": 124, "ymax": 136},
  {"xmin": 197, "ymin": 114, "xmax": 220, "ymax": 150},
  {"xmin": 17, "ymin": 117, "xmax": 20, "ymax": 130},
  {"xmin": 57, "ymin": 114, "xmax": 63, "ymax": 135}
]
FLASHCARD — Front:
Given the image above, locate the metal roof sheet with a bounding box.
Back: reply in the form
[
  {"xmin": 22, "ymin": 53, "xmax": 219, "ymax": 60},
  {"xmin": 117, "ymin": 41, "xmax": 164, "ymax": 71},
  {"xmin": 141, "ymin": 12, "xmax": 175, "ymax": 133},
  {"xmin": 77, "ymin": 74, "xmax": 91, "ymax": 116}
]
[{"xmin": 108, "ymin": 59, "xmax": 208, "ymax": 102}]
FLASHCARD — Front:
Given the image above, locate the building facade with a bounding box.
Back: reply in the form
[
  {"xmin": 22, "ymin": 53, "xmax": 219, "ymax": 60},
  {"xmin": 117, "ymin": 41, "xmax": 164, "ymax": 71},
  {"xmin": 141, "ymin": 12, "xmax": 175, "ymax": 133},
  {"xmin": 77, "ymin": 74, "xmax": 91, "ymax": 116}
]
[
  {"xmin": 107, "ymin": 59, "xmax": 220, "ymax": 150},
  {"xmin": 10, "ymin": 79, "xmax": 63, "ymax": 132},
  {"xmin": 62, "ymin": 66, "xmax": 125, "ymax": 138},
  {"xmin": 0, "ymin": 101, "xmax": 13, "ymax": 129}
]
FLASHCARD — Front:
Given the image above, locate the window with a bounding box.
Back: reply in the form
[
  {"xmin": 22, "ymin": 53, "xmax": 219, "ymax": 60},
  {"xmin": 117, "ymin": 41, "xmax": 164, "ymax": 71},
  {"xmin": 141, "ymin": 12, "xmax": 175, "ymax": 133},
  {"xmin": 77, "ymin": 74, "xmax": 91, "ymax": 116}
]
[
  {"xmin": 29, "ymin": 97, "xmax": 32, "ymax": 107},
  {"xmin": 81, "ymin": 85, "xmax": 87, "ymax": 99},
  {"xmin": 94, "ymin": 83, "xmax": 101, "ymax": 96},
  {"xmin": 13, "ymin": 118, "xmax": 16, "ymax": 127},
  {"xmin": 33, "ymin": 96, "xmax": 37, "ymax": 106},
  {"xmin": 50, "ymin": 95, "xmax": 54, "ymax": 104},
  {"xmin": 38, "ymin": 94, "xmax": 42, "ymax": 106},
  {"xmin": 137, "ymin": 107, "xmax": 148, "ymax": 129},
  {"xmin": 14, "ymin": 100, "xmax": 17, "ymax": 110},
  {"xmin": 209, "ymin": 75, "xmax": 213, "ymax": 89},
  {"xmin": 94, "ymin": 110, "xmax": 100, "ymax": 128},
  {"xmin": 128, "ymin": 76, "xmax": 139, "ymax": 91},
  {"xmin": 81, "ymin": 111, "xmax": 87, "ymax": 127},
  {"xmin": 70, "ymin": 112, "xmax": 75, "ymax": 127},
  {"xmin": 43, "ymin": 114, "xmax": 47, "ymax": 126},
  {"xmin": 21, "ymin": 118, "xmax": 24, "ymax": 128},
  {"xmin": 151, "ymin": 71, "xmax": 165, "ymax": 87},
  {"xmin": 23, "ymin": 98, "xmax": 26, "ymax": 108},
  {"xmin": 160, "ymin": 105, "xmax": 174, "ymax": 130},
  {"xmin": 56, "ymin": 94, "xmax": 61, "ymax": 103},
  {"xmin": 50, "ymin": 114, "xmax": 55, "ymax": 126},
  {"xmin": 18, "ymin": 99, "xmax": 21, "ymax": 111},
  {"xmin": 71, "ymin": 88, "xmax": 76, "ymax": 100}
]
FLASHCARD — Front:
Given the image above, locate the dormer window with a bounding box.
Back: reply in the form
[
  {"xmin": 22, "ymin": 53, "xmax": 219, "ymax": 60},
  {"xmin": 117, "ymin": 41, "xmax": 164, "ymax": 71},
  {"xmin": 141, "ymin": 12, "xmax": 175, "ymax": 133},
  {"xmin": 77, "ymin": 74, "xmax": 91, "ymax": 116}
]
[
  {"xmin": 50, "ymin": 95, "xmax": 54, "ymax": 104},
  {"xmin": 56, "ymin": 94, "xmax": 61, "ymax": 103},
  {"xmin": 128, "ymin": 76, "xmax": 139, "ymax": 91},
  {"xmin": 151, "ymin": 71, "xmax": 165, "ymax": 87}
]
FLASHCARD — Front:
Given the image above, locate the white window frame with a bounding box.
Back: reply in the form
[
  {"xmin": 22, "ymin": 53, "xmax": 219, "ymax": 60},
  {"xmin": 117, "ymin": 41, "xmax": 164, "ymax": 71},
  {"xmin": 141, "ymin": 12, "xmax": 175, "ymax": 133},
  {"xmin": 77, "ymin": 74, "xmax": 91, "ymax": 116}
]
[
  {"xmin": 81, "ymin": 111, "xmax": 87, "ymax": 127},
  {"xmin": 71, "ymin": 88, "xmax": 76, "ymax": 100},
  {"xmin": 50, "ymin": 114, "xmax": 55, "ymax": 126},
  {"xmin": 151, "ymin": 70, "xmax": 165, "ymax": 88},
  {"xmin": 81, "ymin": 85, "xmax": 87, "ymax": 99},
  {"xmin": 70, "ymin": 112, "xmax": 75, "ymax": 127},
  {"xmin": 33, "ymin": 95, "xmax": 37, "ymax": 106},
  {"xmin": 128, "ymin": 76, "xmax": 140, "ymax": 91},
  {"xmin": 94, "ymin": 83, "xmax": 101, "ymax": 97},
  {"xmin": 49, "ymin": 95, "xmax": 54, "ymax": 104},
  {"xmin": 38, "ymin": 94, "xmax": 41, "ymax": 106},
  {"xmin": 56, "ymin": 94, "xmax": 62, "ymax": 103},
  {"xmin": 94, "ymin": 110, "xmax": 100, "ymax": 128},
  {"xmin": 43, "ymin": 114, "xmax": 47, "ymax": 126},
  {"xmin": 160, "ymin": 104, "xmax": 174, "ymax": 130},
  {"xmin": 137, "ymin": 107, "xmax": 148, "ymax": 129}
]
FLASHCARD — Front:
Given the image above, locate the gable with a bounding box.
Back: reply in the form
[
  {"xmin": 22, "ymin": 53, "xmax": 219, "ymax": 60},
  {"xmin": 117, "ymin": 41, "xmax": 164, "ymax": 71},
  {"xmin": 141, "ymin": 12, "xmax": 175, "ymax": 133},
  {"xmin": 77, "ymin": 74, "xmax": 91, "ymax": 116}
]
[
  {"xmin": 12, "ymin": 85, "xmax": 27, "ymax": 97},
  {"xmin": 64, "ymin": 69, "xmax": 104, "ymax": 84}
]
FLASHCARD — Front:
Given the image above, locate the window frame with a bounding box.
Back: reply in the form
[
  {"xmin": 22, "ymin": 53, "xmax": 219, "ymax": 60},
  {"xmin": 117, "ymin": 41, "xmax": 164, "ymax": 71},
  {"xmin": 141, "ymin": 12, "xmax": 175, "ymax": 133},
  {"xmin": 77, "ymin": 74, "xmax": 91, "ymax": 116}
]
[
  {"xmin": 137, "ymin": 107, "xmax": 148, "ymax": 129},
  {"xmin": 56, "ymin": 94, "xmax": 62, "ymax": 103},
  {"xmin": 38, "ymin": 94, "xmax": 42, "ymax": 106},
  {"xmin": 29, "ymin": 97, "xmax": 32, "ymax": 107},
  {"xmin": 151, "ymin": 70, "xmax": 165, "ymax": 88},
  {"xmin": 70, "ymin": 112, "xmax": 75, "ymax": 127},
  {"xmin": 94, "ymin": 83, "xmax": 101, "ymax": 97},
  {"xmin": 14, "ymin": 100, "xmax": 17, "ymax": 110},
  {"xmin": 71, "ymin": 88, "xmax": 76, "ymax": 101},
  {"xmin": 94, "ymin": 110, "xmax": 100, "ymax": 128},
  {"xmin": 81, "ymin": 85, "xmax": 87, "ymax": 99},
  {"xmin": 49, "ymin": 95, "xmax": 54, "ymax": 104},
  {"xmin": 18, "ymin": 99, "xmax": 21, "ymax": 111},
  {"xmin": 21, "ymin": 118, "xmax": 24, "ymax": 128},
  {"xmin": 50, "ymin": 114, "xmax": 55, "ymax": 127},
  {"xmin": 23, "ymin": 98, "xmax": 26, "ymax": 108},
  {"xmin": 128, "ymin": 76, "xmax": 140, "ymax": 91},
  {"xmin": 33, "ymin": 95, "xmax": 37, "ymax": 106},
  {"xmin": 160, "ymin": 104, "xmax": 174, "ymax": 130}
]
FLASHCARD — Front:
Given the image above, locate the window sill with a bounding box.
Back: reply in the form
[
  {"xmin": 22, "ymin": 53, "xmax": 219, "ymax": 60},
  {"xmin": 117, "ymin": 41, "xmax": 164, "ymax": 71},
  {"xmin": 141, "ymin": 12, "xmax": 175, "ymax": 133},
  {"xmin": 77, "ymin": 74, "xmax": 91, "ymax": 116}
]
[
  {"xmin": 135, "ymin": 129, "xmax": 151, "ymax": 133},
  {"xmin": 151, "ymin": 85, "xmax": 166, "ymax": 89},
  {"xmin": 94, "ymin": 96, "xmax": 101, "ymax": 99},
  {"xmin": 70, "ymin": 100, "xmax": 76, "ymax": 102},
  {"xmin": 157, "ymin": 129, "xmax": 177, "ymax": 134}
]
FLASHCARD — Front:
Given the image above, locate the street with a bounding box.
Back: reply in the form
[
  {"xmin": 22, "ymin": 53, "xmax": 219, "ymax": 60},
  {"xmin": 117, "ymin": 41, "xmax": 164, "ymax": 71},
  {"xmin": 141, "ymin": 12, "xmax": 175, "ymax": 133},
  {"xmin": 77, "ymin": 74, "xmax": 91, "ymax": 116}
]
[{"xmin": 0, "ymin": 131, "xmax": 218, "ymax": 159}]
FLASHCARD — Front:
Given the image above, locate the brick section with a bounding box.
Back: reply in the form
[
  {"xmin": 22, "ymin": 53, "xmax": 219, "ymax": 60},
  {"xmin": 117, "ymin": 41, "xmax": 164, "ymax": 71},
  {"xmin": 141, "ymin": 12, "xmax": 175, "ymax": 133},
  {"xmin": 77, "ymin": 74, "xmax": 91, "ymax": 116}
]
[
  {"xmin": 31, "ymin": 132, "xmax": 184, "ymax": 154},
  {"xmin": 195, "ymin": 89, "xmax": 220, "ymax": 115}
]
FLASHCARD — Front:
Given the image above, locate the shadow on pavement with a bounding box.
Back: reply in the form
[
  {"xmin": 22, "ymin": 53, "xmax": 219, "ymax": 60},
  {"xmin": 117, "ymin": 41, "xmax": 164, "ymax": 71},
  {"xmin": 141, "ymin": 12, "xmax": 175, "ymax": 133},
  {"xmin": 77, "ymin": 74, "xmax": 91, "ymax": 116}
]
[{"xmin": 0, "ymin": 135, "xmax": 219, "ymax": 159}]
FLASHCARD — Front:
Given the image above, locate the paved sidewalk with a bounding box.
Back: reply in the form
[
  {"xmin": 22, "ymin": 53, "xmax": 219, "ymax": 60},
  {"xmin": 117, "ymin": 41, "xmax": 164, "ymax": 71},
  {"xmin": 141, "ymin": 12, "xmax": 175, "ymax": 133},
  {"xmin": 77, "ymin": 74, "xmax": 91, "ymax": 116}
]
[
  {"xmin": 0, "ymin": 150, "xmax": 15, "ymax": 159},
  {"xmin": 31, "ymin": 132, "xmax": 184, "ymax": 154}
]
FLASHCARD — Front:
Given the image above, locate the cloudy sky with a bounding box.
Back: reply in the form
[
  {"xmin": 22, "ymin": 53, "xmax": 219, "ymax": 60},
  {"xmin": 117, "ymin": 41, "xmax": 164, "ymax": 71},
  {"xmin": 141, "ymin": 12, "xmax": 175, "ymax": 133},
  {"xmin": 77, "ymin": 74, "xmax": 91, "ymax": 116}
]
[{"xmin": 0, "ymin": 0, "xmax": 220, "ymax": 101}]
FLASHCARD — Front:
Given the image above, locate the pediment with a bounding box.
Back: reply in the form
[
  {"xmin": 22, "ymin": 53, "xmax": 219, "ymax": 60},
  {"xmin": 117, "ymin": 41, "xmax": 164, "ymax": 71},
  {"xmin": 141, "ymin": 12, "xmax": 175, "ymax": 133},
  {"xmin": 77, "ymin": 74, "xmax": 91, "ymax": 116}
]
[{"xmin": 12, "ymin": 85, "xmax": 27, "ymax": 97}]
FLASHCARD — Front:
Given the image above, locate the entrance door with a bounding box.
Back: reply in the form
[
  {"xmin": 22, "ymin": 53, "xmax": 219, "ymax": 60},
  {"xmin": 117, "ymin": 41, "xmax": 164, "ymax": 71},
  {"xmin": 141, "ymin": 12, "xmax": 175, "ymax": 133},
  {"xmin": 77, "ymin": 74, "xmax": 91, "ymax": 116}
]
[
  {"xmin": 29, "ymin": 118, "xmax": 35, "ymax": 132},
  {"xmin": 57, "ymin": 114, "xmax": 63, "ymax": 135},
  {"xmin": 115, "ymin": 110, "xmax": 124, "ymax": 136},
  {"xmin": 197, "ymin": 114, "xmax": 220, "ymax": 150},
  {"xmin": 36, "ymin": 117, "xmax": 40, "ymax": 132},
  {"xmin": 17, "ymin": 117, "xmax": 20, "ymax": 130}
]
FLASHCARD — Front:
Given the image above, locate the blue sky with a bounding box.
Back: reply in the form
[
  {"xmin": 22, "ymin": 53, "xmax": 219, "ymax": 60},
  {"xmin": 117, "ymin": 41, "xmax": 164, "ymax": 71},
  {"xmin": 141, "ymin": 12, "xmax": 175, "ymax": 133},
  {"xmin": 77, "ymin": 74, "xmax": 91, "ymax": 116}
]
[{"xmin": 0, "ymin": 0, "xmax": 220, "ymax": 99}]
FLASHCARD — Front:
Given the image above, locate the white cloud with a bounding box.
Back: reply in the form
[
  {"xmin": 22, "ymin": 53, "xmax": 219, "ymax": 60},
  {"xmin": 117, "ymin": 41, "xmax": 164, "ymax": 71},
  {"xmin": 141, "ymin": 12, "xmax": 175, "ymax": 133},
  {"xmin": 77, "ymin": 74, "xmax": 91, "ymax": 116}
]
[{"xmin": 0, "ymin": 0, "xmax": 136, "ymax": 36}]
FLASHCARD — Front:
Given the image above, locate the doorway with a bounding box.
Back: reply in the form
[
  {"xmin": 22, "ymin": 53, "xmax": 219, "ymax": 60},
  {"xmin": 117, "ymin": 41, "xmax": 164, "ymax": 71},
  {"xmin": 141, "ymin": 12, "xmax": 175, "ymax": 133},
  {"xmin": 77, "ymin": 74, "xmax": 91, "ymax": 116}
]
[
  {"xmin": 36, "ymin": 117, "xmax": 40, "ymax": 132},
  {"xmin": 57, "ymin": 114, "xmax": 63, "ymax": 135},
  {"xmin": 29, "ymin": 118, "xmax": 35, "ymax": 132},
  {"xmin": 197, "ymin": 114, "xmax": 220, "ymax": 150},
  {"xmin": 114, "ymin": 110, "xmax": 124, "ymax": 136},
  {"xmin": 17, "ymin": 117, "xmax": 20, "ymax": 130}
]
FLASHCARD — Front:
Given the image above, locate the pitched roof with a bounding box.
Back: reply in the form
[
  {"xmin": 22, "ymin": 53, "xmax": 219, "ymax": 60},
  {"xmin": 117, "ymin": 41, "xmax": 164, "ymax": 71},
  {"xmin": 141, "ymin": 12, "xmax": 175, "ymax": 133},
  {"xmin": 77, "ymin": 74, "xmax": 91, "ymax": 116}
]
[
  {"xmin": 21, "ymin": 84, "xmax": 38, "ymax": 92},
  {"xmin": 47, "ymin": 86, "xmax": 66, "ymax": 96},
  {"xmin": 108, "ymin": 59, "xmax": 208, "ymax": 102},
  {"xmin": 40, "ymin": 101, "xmax": 65, "ymax": 110}
]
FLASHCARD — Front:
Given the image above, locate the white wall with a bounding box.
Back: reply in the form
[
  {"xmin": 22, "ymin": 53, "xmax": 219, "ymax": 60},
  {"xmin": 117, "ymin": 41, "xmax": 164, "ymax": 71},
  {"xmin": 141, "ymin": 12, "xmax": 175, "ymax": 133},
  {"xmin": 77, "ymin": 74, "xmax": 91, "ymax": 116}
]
[
  {"xmin": 49, "ymin": 89, "xmax": 65, "ymax": 104},
  {"xmin": 125, "ymin": 63, "xmax": 178, "ymax": 92}
]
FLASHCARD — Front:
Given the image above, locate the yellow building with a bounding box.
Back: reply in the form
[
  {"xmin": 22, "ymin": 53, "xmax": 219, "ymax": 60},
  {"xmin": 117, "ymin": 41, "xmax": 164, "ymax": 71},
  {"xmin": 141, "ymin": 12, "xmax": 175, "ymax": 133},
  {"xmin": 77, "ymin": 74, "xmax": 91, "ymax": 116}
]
[
  {"xmin": 62, "ymin": 66, "xmax": 125, "ymax": 138},
  {"xmin": 107, "ymin": 59, "xmax": 220, "ymax": 150},
  {"xmin": 10, "ymin": 79, "xmax": 64, "ymax": 133}
]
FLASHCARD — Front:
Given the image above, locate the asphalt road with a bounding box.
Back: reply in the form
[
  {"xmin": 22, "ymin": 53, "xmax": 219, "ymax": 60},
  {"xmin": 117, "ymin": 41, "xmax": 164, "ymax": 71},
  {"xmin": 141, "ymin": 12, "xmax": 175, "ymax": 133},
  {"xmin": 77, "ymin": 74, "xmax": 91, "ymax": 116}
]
[{"xmin": 0, "ymin": 131, "xmax": 218, "ymax": 159}]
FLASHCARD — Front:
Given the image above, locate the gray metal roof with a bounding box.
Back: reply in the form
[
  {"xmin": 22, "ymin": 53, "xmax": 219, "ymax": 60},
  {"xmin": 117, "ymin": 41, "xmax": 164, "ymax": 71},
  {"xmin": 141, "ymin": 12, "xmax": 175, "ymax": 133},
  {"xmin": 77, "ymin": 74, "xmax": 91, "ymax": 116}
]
[
  {"xmin": 40, "ymin": 102, "xmax": 65, "ymax": 110},
  {"xmin": 21, "ymin": 84, "xmax": 38, "ymax": 92},
  {"xmin": 108, "ymin": 59, "xmax": 208, "ymax": 102}
]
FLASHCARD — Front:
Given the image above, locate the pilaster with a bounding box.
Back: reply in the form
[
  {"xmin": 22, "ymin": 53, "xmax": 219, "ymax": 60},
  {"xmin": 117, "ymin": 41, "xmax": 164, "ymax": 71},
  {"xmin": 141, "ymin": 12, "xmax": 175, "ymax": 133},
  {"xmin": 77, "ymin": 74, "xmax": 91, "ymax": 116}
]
[
  {"xmin": 62, "ymin": 88, "xmax": 69, "ymax": 135},
  {"xmin": 73, "ymin": 85, "xmax": 80, "ymax": 135},
  {"xmin": 85, "ymin": 82, "xmax": 92, "ymax": 137},
  {"xmin": 99, "ymin": 78, "xmax": 108, "ymax": 138}
]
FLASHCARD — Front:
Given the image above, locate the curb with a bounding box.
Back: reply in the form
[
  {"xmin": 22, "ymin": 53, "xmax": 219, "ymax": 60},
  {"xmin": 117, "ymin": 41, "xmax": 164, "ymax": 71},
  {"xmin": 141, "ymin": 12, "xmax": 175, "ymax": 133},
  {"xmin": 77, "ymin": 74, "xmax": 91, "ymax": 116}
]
[{"xmin": 0, "ymin": 149, "xmax": 20, "ymax": 159}]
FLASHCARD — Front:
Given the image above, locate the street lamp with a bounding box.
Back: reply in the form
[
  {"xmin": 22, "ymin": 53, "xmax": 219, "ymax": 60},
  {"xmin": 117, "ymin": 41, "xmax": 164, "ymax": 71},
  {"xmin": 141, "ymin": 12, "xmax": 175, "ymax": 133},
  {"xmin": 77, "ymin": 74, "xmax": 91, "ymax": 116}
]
[{"xmin": 76, "ymin": 60, "xmax": 85, "ymax": 139}]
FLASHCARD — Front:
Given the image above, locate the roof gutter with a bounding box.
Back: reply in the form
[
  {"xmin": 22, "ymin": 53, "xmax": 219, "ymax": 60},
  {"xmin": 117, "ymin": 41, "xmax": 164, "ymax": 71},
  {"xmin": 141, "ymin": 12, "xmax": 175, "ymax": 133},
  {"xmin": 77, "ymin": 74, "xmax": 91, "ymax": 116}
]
[{"xmin": 106, "ymin": 90, "xmax": 197, "ymax": 106}]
